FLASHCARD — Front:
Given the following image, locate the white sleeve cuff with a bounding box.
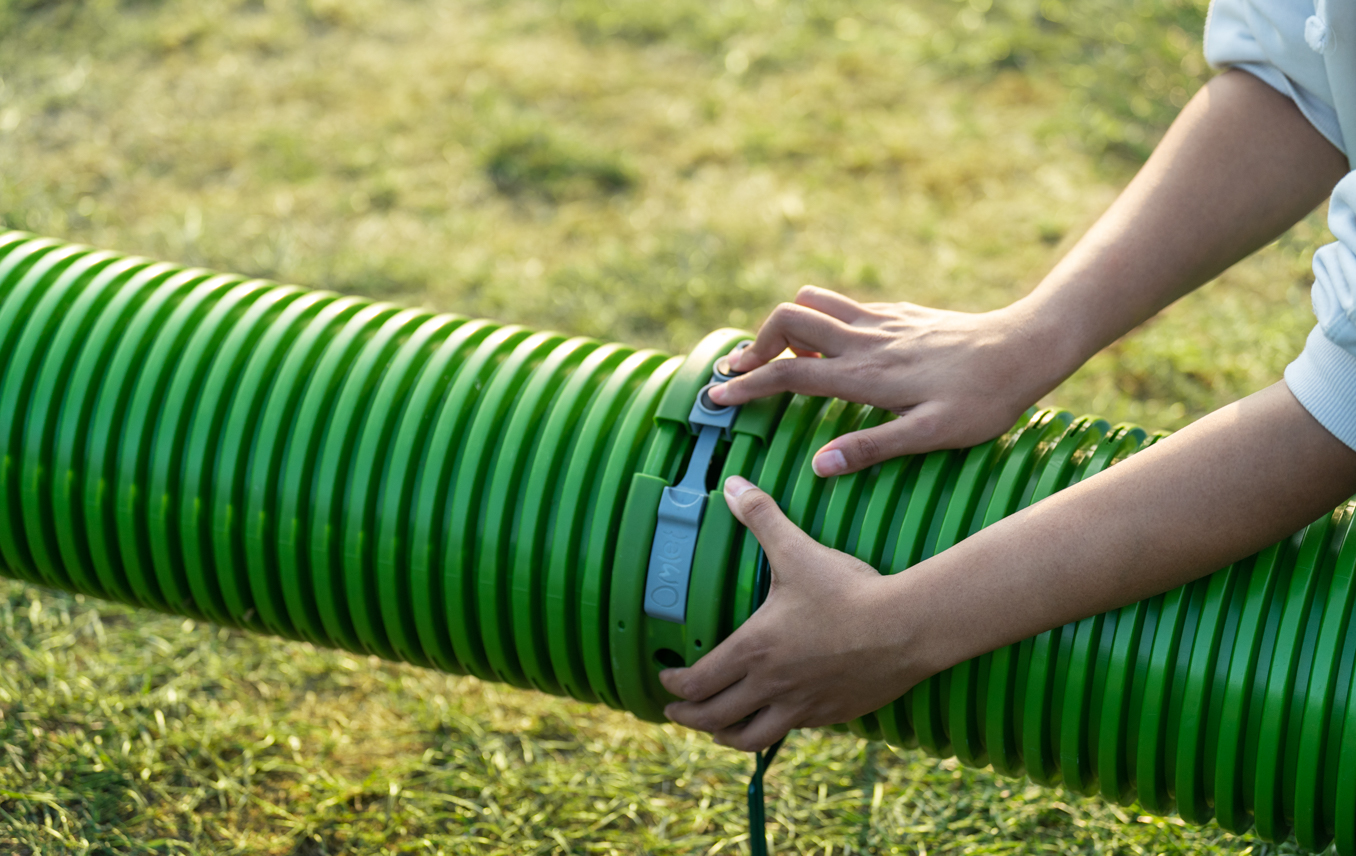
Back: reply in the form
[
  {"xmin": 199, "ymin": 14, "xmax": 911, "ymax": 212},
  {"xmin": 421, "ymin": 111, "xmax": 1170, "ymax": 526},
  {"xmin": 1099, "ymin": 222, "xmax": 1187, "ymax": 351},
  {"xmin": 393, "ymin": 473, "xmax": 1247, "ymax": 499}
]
[{"xmin": 1286, "ymin": 324, "xmax": 1356, "ymax": 451}]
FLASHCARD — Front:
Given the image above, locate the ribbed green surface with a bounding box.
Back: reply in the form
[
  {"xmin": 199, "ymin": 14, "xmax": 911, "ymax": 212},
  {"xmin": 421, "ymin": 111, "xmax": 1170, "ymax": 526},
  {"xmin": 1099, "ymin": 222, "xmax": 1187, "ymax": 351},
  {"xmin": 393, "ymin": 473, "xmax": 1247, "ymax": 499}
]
[{"xmin": 1, "ymin": 232, "xmax": 1353, "ymax": 853}]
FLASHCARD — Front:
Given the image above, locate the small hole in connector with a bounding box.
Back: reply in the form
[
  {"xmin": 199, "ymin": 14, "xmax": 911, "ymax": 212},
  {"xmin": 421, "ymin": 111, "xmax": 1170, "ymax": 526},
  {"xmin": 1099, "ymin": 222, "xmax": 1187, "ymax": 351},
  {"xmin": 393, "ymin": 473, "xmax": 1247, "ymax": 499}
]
[
  {"xmin": 694, "ymin": 639, "xmax": 703, "ymax": 649},
  {"xmin": 653, "ymin": 648, "xmax": 685, "ymax": 669}
]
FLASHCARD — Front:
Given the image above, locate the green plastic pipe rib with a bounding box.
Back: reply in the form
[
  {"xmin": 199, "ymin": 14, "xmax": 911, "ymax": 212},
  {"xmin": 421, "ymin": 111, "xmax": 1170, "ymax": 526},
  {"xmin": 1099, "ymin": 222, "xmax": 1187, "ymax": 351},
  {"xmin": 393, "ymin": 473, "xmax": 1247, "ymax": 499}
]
[{"xmin": 2, "ymin": 231, "xmax": 1355, "ymax": 852}]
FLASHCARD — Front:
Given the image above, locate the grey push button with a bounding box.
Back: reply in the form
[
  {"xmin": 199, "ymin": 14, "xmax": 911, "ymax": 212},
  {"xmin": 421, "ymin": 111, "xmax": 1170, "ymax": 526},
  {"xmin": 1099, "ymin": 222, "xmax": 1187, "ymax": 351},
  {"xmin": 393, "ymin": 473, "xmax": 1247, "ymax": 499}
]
[
  {"xmin": 713, "ymin": 341, "xmax": 750, "ymax": 383},
  {"xmin": 689, "ymin": 383, "xmax": 737, "ymax": 437}
]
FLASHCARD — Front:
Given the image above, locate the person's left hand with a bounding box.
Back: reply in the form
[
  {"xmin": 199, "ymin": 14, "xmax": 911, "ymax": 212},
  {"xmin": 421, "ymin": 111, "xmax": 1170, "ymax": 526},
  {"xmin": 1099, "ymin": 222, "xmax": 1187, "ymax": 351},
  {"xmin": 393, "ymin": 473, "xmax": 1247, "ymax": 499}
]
[{"xmin": 659, "ymin": 476, "xmax": 937, "ymax": 752}]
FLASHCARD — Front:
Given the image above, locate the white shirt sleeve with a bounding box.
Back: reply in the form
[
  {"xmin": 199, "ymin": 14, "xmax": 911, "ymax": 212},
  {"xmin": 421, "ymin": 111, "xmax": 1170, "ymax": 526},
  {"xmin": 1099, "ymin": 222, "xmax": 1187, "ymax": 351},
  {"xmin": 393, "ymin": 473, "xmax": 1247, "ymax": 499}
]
[{"xmin": 1286, "ymin": 172, "xmax": 1356, "ymax": 451}]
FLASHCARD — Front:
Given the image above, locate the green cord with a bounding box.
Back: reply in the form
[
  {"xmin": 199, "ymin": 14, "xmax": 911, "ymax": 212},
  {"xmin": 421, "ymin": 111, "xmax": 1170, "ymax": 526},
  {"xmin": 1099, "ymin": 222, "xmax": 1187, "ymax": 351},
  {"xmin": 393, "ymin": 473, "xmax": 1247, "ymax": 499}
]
[
  {"xmin": 748, "ymin": 735, "xmax": 786, "ymax": 856},
  {"xmin": 747, "ymin": 547, "xmax": 784, "ymax": 856}
]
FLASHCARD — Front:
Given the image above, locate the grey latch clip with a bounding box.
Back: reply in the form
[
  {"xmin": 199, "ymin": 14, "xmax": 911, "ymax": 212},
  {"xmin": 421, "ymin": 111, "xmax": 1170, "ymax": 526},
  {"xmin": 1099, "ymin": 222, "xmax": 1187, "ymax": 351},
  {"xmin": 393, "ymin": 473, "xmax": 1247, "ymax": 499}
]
[{"xmin": 643, "ymin": 343, "xmax": 750, "ymax": 624}]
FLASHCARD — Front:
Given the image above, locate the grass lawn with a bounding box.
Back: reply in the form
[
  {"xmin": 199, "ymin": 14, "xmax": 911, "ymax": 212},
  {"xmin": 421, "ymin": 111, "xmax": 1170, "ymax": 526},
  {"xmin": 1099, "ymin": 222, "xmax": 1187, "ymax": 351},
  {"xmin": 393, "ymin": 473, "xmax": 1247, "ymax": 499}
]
[{"xmin": 0, "ymin": 0, "xmax": 1333, "ymax": 852}]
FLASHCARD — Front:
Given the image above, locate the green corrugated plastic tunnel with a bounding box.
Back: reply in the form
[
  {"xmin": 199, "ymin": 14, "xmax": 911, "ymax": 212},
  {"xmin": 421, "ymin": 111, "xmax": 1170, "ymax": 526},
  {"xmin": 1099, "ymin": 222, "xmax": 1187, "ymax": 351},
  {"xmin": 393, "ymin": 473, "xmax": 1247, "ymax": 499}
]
[{"xmin": 2, "ymin": 231, "xmax": 1356, "ymax": 853}]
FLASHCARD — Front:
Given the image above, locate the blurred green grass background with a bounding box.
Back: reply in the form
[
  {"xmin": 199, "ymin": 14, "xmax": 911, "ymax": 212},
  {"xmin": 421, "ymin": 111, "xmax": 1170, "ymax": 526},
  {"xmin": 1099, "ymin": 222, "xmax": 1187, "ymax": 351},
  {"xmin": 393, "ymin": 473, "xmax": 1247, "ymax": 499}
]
[{"xmin": 0, "ymin": 0, "xmax": 1332, "ymax": 852}]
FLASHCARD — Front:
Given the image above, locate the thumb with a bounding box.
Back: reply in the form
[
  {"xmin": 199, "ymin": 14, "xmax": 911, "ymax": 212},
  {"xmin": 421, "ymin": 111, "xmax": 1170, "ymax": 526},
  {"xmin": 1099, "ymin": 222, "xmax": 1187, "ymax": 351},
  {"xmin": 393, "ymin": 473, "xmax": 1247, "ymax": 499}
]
[
  {"xmin": 723, "ymin": 476, "xmax": 814, "ymax": 570},
  {"xmin": 811, "ymin": 404, "xmax": 950, "ymax": 476}
]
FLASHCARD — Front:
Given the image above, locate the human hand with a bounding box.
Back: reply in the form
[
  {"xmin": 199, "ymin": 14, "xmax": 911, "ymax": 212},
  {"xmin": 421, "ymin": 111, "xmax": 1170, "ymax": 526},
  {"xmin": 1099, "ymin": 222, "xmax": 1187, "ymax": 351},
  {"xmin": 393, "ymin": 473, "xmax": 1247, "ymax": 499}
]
[
  {"xmin": 659, "ymin": 476, "xmax": 937, "ymax": 752},
  {"xmin": 709, "ymin": 286, "xmax": 1067, "ymax": 477}
]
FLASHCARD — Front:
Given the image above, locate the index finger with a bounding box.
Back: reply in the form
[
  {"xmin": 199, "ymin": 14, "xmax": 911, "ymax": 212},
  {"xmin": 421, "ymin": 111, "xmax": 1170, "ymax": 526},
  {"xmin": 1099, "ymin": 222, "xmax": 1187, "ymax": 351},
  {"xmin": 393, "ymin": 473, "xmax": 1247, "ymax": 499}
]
[
  {"xmin": 659, "ymin": 628, "xmax": 753, "ymax": 703},
  {"xmin": 710, "ymin": 353, "xmax": 846, "ymax": 406}
]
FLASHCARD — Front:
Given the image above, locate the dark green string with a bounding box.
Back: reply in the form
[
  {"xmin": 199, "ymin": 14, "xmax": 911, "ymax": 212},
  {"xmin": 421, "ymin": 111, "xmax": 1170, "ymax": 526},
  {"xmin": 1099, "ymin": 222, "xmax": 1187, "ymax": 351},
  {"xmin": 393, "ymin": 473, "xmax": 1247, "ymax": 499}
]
[
  {"xmin": 747, "ymin": 548, "xmax": 784, "ymax": 856},
  {"xmin": 748, "ymin": 735, "xmax": 786, "ymax": 856}
]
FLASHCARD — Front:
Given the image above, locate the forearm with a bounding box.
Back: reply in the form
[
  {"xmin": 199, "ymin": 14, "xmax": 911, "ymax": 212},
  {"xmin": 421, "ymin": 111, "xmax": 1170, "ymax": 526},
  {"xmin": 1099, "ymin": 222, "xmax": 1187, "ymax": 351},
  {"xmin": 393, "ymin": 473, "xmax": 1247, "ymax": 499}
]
[
  {"xmin": 899, "ymin": 381, "xmax": 1356, "ymax": 677},
  {"xmin": 663, "ymin": 384, "xmax": 1356, "ymax": 750},
  {"xmin": 1006, "ymin": 70, "xmax": 1348, "ymax": 384}
]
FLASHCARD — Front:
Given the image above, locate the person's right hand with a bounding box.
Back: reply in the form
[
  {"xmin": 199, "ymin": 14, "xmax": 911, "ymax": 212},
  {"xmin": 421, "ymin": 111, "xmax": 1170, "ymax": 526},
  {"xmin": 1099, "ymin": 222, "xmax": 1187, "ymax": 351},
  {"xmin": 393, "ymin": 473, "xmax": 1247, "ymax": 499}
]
[{"xmin": 709, "ymin": 285, "xmax": 1070, "ymax": 476}]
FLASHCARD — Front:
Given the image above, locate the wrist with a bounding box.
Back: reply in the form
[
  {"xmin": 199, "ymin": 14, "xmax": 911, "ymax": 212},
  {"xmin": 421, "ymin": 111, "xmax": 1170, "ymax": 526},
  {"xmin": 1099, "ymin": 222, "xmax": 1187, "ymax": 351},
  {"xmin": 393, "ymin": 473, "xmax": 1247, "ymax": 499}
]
[
  {"xmin": 987, "ymin": 300, "xmax": 1089, "ymax": 405},
  {"xmin": 870, "ymin": 570, "xmax": 955, "ymax": 689}
]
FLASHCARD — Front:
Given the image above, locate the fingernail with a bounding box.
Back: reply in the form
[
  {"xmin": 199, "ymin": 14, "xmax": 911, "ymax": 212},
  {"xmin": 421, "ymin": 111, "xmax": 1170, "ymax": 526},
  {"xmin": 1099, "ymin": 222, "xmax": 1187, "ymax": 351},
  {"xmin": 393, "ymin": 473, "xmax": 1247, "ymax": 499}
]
[
  {"xmin": 709, "ymin": 383, "xmax": 728, "ymax": 404},
  {"xmin": 664, "ymin": 704, "xmax": 677, "ymax": 720},
  {"xmin": 812, "ymin": 449, "xmax": 847, "ymax": 477},
  {"xmin": 724, "ymin": 475, "xmax": 755, "ymax": 498}
]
